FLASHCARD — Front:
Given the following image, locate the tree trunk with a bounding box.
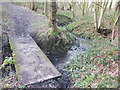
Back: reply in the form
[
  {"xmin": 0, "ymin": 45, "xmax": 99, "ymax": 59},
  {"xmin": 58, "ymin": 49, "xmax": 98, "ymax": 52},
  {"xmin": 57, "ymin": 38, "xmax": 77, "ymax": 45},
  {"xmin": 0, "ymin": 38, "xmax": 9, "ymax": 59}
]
[
  {"xmin": 111, "ymin": 1, "xmax": 120, "ymax": 41},
  {"xmin": 0, "ymin": 27, "xmax": 2, "ymax": 78},
  {"xmin": 111, "ymin": 15, "xmax": 119, "ymax": 41},
  {"xmin": 61, "ymin": 2, "xmax": 65, "ymax": 10},
  {"xmin": 50, "ymin": 0, "xmax": 58, "ymax": 33},
  {"xmin": 94, "ymin": 3, "xmax": 98, "ymax": 32},
  {"xmin": 32, "ymin": 2, "xmax": 34, "ymax": 10},
  {"xmin": 109, "ymin": 0, "xmax": 113, "ymax": 10},
  {"xmin": 29, "ymin": 2, "xmax": 32, "ymax": 9},
  {"xmin": 82, "ymin": 1, "xmax": 86, "ymax": 16},
  {"xmin": 31, "ymin": 1, "xmax": 38, "ymax": 12},
  {"xmin": 71, "ymin": 2, "xmax": 76, "ymax": 20},
  {"xmin": 44, "ymin": 1, "xmax": 48, "ymax": 16},
  {"xmin": 98, "ymin": 2, "xmax": 108, "ymax": 29},
  {"xmin": 68, "ymin": 2, "xmax": 72, "ymax": 10}
]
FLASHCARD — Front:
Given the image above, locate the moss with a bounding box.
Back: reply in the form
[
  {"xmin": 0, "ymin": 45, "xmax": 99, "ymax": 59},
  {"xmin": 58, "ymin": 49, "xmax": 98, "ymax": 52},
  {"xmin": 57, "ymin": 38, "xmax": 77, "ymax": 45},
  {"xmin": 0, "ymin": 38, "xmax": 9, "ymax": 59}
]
[
  {"xmin": 56, "ymin": 14, "xmax": 73, "ymax": 26},
  {"xmin": 9, "ymin": 38, "xmax": 20, "ymax": 81},
  {"xmin": 66, "ymin": 21, "xmax": 80, "ymax": 32},
  {"xmin": 32, "ymin": 27, "xmax": 72, "ymax": 54},
  {"xmin": 57, "ymin": 10, "xmax": 71, "ymax": 19}
]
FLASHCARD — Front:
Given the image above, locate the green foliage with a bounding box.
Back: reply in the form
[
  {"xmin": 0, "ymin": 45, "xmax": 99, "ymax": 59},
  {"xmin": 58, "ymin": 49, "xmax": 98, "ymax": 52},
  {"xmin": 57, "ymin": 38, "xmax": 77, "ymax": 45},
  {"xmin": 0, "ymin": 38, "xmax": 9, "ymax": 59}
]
[
  {"xmin": 100, "ymin": 22, "xmax": 105, "ymax": 29},
  {"xmin": 57, "ymin": 10, "xmax": 71, "ymax": 19},
  {"xmin": 18, "ymin": 85, "xmax": 25, "ymax": 88},
  {"xmin": 65, "ymin": 9, "xmax": 116, "ymax": 40},
  {"xmin": 0, "ymin": 57, "xmax": 15, "ymax": 69},
  {"xmin": 48, "ymin": 28, "xmax": 58, "ymax": 37},
  {"xmin": 56, "ymin": 14, "xmax": 73, "ymax": 26},
  {"xmin": 104, "ymin": 10, "xmax": 116, "ymax": 25},
  {"xmin": 66, "ymin": 21, "xmax": 80, "ymax": 32},
  {"xmin": 65, "ymin": 13, "xmax": 97, "ymax": 40},
  {"xmin": 51, "ymin": 31, "xmax": 58, "ymax": 37},
  {"xmin": 37, "ymin": 3, "xmax": 44, "ymax": 10},
  {"xmin": 66, "ymin": 37, "xmax": 118, "ymax": 88}
]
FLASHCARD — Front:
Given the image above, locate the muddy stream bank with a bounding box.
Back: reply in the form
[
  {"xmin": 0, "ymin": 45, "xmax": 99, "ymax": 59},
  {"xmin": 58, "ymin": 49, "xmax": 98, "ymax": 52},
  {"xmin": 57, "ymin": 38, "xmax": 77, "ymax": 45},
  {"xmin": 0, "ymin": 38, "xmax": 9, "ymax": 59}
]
[{"xmin": 46, "ymin": 32, "xmax": 91, "ymax": 88}]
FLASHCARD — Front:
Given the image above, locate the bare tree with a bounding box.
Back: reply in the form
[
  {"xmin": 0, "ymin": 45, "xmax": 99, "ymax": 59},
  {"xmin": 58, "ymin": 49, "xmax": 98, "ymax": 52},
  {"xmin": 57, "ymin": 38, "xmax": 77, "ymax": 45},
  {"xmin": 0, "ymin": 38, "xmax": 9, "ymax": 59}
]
[
  {"xmin": 71, "ymin": 1, "xmax": 76, "ymax": 20},
  {"xmin": 30, "ymin": 0, "xmax": 38, "ymax": 11},
  {"xmin": 94, "ymin": 3, "xmax": 98, "ymax": 32},
  {"xmin": 44, "ymin": 1, "xmax": 48, "ymax": 17},
  {"xmin": 82, "ymin": 1, "xmax": 86, "ymax": 16},
  {"xmin": 109, "ymin": 0, "xmax": 113, "ymax": 10},
  {"xmin": 111, "ymin": 15, "xmax": 120, "ymax": 41},
  {"xmin": 98, "ymin": 2, "xmax": 108, "ymax": 29},
  {"xmin": 111, "ymin": 1, "xmax": 120, "ymax": 41},
  {"xmin": 50, "ymin": 0, "xmax": 59, "ymax": 33}
]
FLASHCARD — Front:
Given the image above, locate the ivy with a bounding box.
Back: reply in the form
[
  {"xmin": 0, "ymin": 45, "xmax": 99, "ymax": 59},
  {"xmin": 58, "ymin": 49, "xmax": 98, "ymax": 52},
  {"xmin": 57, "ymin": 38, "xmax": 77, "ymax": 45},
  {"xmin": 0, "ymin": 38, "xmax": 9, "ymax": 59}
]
[{"xmin": 0, "ymin": 57, "xmax": 15, "ymax": 69}]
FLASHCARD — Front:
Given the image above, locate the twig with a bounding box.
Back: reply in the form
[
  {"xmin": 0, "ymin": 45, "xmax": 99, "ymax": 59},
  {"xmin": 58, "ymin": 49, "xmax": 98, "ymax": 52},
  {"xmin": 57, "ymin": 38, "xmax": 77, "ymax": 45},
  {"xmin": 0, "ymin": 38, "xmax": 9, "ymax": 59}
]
[{"xmin": 91, "ymin": 1, "xmax": 103, "ymax": 9}]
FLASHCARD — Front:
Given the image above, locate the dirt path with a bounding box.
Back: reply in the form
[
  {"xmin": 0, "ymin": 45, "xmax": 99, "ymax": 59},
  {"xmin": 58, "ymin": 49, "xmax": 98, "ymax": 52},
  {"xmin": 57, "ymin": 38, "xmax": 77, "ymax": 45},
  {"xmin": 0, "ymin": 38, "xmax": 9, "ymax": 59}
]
[
  {"xmin": 3, "ymin": 3, "xmax": 48, "ymax": 35},
  {"xmin": 2, "ymin": 3, "xmax": 64, "ymax": 88}
]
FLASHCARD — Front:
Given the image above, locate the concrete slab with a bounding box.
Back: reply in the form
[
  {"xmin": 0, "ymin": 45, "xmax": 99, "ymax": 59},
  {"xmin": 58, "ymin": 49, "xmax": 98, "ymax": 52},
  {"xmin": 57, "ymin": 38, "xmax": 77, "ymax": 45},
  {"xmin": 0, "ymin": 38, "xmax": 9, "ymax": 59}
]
[{"xmin": 9, "ymin": 35, "xmax": 61, "ymax": 85}]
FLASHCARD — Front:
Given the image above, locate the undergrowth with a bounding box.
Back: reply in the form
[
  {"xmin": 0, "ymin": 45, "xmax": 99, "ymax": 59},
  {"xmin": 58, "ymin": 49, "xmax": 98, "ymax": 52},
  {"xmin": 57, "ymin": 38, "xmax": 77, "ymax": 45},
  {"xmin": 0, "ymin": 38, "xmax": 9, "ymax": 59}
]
[
  {"xmin": 0, "ymin": 5, "xmax": 18, "ymax": 88},
  {"xmin": 61, "ymin": 9, "xmax": 119, "ymax": 88},
  {"xmin": 66, "ymin": 37, "xmax": 119, "ymax": 88},
  {"xmin": 65, "ymin": 10, "xmax": 116, "ymax": 40}
]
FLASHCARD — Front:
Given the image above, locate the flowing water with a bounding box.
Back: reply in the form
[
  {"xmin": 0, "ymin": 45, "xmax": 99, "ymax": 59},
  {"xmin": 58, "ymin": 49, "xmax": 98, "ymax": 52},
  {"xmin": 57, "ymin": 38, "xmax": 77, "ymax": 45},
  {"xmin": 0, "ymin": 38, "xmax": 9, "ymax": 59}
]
[
  {"xmin": 46, "ymin": 32, "xmax": 92, "ymax": 88},
  {"xmin": 48, "ymin": 30, "xmax": 92, "ymax": 68}
]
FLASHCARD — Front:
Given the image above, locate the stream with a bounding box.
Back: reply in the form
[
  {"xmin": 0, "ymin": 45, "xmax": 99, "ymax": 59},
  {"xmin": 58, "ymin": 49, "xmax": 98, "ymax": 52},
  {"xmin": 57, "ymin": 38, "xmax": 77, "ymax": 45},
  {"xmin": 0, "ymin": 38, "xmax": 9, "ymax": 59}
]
[
  {"xmin": 28, "ymin": 32, "xmax": 92, "ymax": 88},
  {"xmin": 48, "ymin": 37, "xmax": 91, "ymax": 69},
  {"xmin": 46, "ymin": 32, "xmax": 92, "ymax": 88}
]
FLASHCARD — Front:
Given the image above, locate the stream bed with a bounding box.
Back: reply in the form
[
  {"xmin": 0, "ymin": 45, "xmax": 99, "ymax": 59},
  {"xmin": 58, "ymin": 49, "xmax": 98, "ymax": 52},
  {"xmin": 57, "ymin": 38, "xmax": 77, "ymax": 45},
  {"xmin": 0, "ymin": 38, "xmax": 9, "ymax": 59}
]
[
  {"xmin": 49, "ymin": 45, "xmax": 90, "ymax": 88},
  {"xmin": 46, "ymin": 35, "xmax": 92, "ymax": 88}
]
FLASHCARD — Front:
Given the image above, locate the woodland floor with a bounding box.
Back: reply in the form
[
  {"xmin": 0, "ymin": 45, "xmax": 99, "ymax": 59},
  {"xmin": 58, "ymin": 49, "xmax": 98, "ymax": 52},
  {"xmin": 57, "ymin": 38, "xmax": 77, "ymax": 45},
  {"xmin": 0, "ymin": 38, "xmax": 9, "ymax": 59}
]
[{"xmin": 0, "ymin": 2, "xmax": 120, "ymax": 88}]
